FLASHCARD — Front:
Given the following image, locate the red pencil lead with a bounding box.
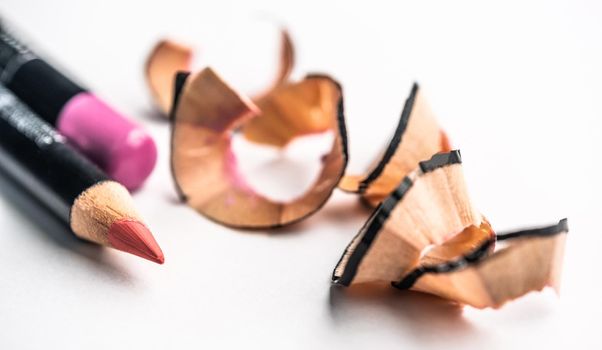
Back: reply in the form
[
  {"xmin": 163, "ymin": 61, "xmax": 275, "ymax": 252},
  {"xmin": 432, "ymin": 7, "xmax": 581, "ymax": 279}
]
[{"xmin": 108, "ymin": 219, "xmax": 165, "ymax": 264}]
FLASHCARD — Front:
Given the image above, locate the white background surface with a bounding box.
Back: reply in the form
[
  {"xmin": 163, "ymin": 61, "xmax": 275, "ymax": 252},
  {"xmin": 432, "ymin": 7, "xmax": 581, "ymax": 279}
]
[{"xmin": 0, "ymin": 1, "xmax": 601, "ymax": 349}]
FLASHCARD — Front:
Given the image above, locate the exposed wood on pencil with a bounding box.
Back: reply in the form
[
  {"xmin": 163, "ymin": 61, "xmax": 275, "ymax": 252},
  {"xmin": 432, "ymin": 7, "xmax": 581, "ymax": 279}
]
[
  {"xmin": 71, "ymin": 180, "xmax": 164, "ymax": 263},
  {"xmin": 339, "ymin": 83, "xmax": 451, "ymax": 206},
  {"xmin": 170, "ymin": 67, "xmax": 348, "ymax": 228},
  {"xmin": 0, "ymin": 84, "xmax": 164, "ymax": 264}
]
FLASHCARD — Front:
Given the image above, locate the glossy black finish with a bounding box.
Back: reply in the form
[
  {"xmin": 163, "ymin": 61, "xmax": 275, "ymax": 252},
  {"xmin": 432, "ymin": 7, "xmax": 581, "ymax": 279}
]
[
  {"xmin": 0, "ymin": 85, "xmax": 106, "ymax": 221},
  {"xmin": 0, "ymin": 22, "xmax": 84, "ymax": 125}
]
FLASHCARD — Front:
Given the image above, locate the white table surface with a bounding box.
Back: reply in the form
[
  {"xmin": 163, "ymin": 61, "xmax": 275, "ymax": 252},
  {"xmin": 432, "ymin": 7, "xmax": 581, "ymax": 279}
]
[{"xmin": 1, "ymin": 1, "xmax": 601, "ymax": 349}]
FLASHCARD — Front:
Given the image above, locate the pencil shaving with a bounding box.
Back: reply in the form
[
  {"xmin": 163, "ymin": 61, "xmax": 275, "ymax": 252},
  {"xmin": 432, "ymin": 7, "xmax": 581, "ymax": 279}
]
[
  {"xmin": 145, "ymin": 29, "xmax": 294, "ymax": 117},
  {"xmin": 394, "ymin": 219, "xmax": 568, "ymax": 309},
  {"xmin": 333, "ymin": 151, "xmax": 485, "ymax": 285},
  {"xmin": 339, "ymin": 83, "xmax": 451, "ymax": 206},
  {"xmin": 145, "ymin": 39, "xmax": 194, "ymax": 114},
  {"xmin": 249, "ymin": 29, "xmax": 294, "ymax": 101},
  {"xmin": 333, "ymin": 150, "xmax": 568, "ymax": 309},
  {"xmin": 170, "ymin": 67, "xmax": 347, "ymax": 228}
]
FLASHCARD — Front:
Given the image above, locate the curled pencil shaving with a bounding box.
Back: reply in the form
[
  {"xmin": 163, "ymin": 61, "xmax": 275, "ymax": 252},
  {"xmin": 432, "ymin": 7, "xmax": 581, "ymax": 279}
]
[
  {"xmin": 145, "ymin": 29, "xmax": 294, "ymax": 117},
  {"xmin": 250, "ymin": 29, "xmax": 295, "ymax": 101},
  {"xmin": 238, "ymin": 30, "xmax": 333, "ymax": 148},
  {"xmin": 332, "ymin": 151, "xmax": 568, "ymax": 309},
  {"xmin": 339, "ymin": 83, "xmax": 451, "ymax": 207},
  {"xmin": 394, "ymin": 219, "xmax": 568, "ymax": 309},
  {"xmin": 145, "ymin": 39, "xmax": 194, "ymax": 114},
  {"xmin": 333, "ymin": 151, "xmax": 487, "ymax": 285},
  {"xmin": 170, "ymin": 67, "xmax": 348, "ymax": 228}
]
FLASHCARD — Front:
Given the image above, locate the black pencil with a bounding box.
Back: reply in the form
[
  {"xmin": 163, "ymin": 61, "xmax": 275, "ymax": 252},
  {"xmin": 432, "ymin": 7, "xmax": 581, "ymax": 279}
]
[
  {"xmin": 0, "ymin": 20, "xmax": 157, "ymax": 190},
  {"xmin": 0, "ymin": 84, "xmax": 164, "ymax": 264}
]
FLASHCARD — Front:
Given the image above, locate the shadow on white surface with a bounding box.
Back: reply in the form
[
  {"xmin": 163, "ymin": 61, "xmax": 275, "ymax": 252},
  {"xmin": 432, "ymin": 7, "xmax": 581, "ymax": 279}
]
[
  {"xmin": 317, "ymin": 195, "xmax": 372, "ymax": 223},
  {"xmin": 142, "ymin": 106, "xmax": 172, "ymax": 124},
  {"xmin": 328, "ymin": 284, "xmax": 476, "ymax": 340},
  {"xmin": 0, "ymin": 169, "xmax": 136, "ymax": 283}
]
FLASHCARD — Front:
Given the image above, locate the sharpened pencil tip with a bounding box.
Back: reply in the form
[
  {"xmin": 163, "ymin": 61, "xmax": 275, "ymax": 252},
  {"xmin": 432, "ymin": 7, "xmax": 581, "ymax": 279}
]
[{"xmin": 108, "ymin": 219, "xmax": 165, "ymax": 264}]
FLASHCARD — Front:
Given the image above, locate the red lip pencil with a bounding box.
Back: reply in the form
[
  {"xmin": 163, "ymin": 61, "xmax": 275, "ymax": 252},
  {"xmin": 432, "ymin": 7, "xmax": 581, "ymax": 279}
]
[
  {"xmin": 0, "ymin": 20, "xmax": 157, "ymax": 191},
  {"xmin": 0, "ymin": 84, "xmax": 164, "ymax": 264}
]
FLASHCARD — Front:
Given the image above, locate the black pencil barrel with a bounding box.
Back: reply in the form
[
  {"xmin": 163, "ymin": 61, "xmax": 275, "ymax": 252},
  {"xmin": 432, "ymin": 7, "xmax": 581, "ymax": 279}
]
[
  {"xmin": 0, "ymin": 84, "xmax": 107, "ymax": 222},
  {"xmin": 0, "ymin": 21, "xmax": 84, "ymax": 124}
]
